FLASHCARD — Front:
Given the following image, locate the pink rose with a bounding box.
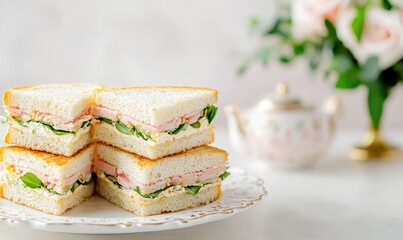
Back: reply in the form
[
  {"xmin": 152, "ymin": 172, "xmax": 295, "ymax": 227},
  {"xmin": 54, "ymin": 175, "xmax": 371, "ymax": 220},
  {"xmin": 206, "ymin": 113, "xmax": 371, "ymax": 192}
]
[
  {"xmin": 337, "ymin": 8, "xmax": 403, "ymax": 69},
  {"xmin": 291, "ymin": 0, "xmax": 349, "ymax": 41}
]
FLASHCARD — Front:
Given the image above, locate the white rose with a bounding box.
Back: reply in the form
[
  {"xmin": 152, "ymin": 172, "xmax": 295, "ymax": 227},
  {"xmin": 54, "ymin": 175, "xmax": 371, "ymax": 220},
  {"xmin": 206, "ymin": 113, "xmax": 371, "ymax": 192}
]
[
  {"xmin": 291, "ymin": 0, "xmax": 349, "ymax": 41},
  {"xmin": 390, "ymin": 0, "xmax": 403, "ymax": 8},
  {"xmin": 389, "ymin": 0, "xmax": 403, "ymax": 24},
  {"xmin": 337, "ymin": 8, "xmax": 403, "ymax": 70}
]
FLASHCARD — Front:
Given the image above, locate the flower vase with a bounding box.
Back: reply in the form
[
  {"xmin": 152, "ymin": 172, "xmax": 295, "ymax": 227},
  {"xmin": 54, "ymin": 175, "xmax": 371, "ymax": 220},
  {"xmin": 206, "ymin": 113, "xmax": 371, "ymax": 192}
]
[{"xmin": 349, "ymin": 127, "xmax": 401, "ymax": 161}]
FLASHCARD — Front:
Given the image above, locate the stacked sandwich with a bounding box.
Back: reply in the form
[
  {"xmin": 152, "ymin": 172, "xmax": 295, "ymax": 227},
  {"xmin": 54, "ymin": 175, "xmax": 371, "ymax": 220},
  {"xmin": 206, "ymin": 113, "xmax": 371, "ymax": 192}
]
[
  {"xmin": 91, "ymin": 87, "xmax": 229, "ymax": 216},
  {"xmin": 0, "ymin": 84, "xmax": 102, "ymax": 215},
  {"xmin": 0, "ymin": 85, "xmax": 230, "ymax": 216}
]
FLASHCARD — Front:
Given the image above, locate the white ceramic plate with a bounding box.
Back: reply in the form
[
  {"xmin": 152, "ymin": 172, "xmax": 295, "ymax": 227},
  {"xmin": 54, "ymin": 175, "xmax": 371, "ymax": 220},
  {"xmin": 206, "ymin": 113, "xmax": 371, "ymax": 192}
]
[{"xmin": 0, "ymin": 167, "xmax": 267, "ymax": 234}]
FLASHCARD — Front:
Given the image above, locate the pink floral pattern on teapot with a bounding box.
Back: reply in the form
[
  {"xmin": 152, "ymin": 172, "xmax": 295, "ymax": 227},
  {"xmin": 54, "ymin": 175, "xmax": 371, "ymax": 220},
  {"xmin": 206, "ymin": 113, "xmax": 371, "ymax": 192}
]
[{"xmin": 225, "ymin": 83, "xmax": 340, "ymax": 169}]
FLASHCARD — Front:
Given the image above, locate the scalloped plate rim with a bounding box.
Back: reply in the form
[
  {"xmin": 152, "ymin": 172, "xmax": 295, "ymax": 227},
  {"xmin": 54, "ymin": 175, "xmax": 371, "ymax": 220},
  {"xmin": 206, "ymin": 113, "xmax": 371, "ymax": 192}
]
[{"xmin": 0, "ymin": 167, "xmax": 267, "ymax": 234}]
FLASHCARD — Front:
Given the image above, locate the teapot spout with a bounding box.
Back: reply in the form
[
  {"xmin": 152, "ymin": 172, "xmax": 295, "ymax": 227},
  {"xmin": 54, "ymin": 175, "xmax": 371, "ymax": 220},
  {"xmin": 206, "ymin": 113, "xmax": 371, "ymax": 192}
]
[{"xmin": 224, "ymin": 105, "xmax": 248, "ymax": 153}]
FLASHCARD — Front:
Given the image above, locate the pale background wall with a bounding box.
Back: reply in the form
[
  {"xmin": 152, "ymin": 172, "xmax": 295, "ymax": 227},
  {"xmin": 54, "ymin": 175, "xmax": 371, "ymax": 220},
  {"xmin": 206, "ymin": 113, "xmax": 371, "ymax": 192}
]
[{"xmin": 0, "ymin": 0, "xmax": 402, "ymax": 129}]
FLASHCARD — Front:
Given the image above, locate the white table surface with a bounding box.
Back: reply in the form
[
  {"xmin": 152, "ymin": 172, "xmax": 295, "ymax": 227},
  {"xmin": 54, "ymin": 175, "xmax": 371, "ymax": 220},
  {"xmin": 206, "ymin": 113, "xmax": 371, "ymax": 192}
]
[{"xmin": 1, "ymin": 127, "xmax": 403, "ymax": 240}]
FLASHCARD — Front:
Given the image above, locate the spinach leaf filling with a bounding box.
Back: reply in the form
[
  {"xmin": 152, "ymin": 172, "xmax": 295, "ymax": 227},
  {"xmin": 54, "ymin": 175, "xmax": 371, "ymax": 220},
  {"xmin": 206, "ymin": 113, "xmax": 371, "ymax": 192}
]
[
  {"xmin": 98, "ymin": 105, "xmax": 218, "ymax": 140},
  {"xmin": 11, "ymin": 116, "xmax": 92, "ymax": 136},
  {"xmin": 19, "ymin": 172, "xmax": 96, "ymax": 195},
  {"xmin": 104, "ymin": 173, "xmax": 214, "ymax": 199}
]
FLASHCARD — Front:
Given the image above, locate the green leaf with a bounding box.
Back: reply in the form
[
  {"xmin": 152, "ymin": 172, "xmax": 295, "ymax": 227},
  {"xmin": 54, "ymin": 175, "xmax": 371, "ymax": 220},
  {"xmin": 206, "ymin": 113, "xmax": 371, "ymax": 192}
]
[
  {"xmin": 362, "ymin": 56, "xmax": 380, "ymax": 82},
  {"xmin": 80, "ymin": 119, "xmax": 91, "ymax": 129},
  {"xmin": 134, "ymin": 186, "xmax": 164, "ymax": 199},
  {"xmin": 382, "ymin": 0, "xmax": 393, "ymax": 10},
  {"xmin": 134, "ymin": 128, "xmax": 146, "ymax": 140},
  {"xmin": 185, "ymin": 186, "xmax": 201, "ymax": 196},
  {"xmin": 79, "ymin": 173, "xmax": 96, "ymax": 185},
  {"xmin": 44, "ymin": 187, "xmax": 62, "ymax": 195},
  {"xmin": 98, "ymin": 117, "xmax": 113, "ymax": 125},
  {"xmin": 237, "ymin": 47, "xmax": 271, "ymax": 75},
  {"xmin": 12, "ymin": 117, "xmax": 28, "ymax": 128},
  {"xmin": 204, "ymin": 105, "xmax": 218, "ymax": 124},
  {"xmin": 115, "ymin": 121, "xmax": 135, "ymax": 135},
  {"xmin": 352, "ymin": 7, "xmax": 367, "ymax": 42},
  {"xmin": 255, "ymin": 47, "xmax": 270, "ymax": 66},
  {"xmin": 219, "ymin": 171, "xmax": 231, "ymax": 181},
  {"xmin": 266, "ymin": 19, "xmax": 282, "ymax": 35},
  {"xmin": 106, "ymin": 174, "xmax": 123, "ymax": 188},
  {"xmin": 71, "ymin": 182, "xmax": 80, "ymax": 193},
  {"xmin": 309, "ymin": 55, "xmax": 320, "ymax": 71},
  {"xmin": 32, "ymin": 120, "xmax": 76, "ymax": 136},
  {"xmin": 0, "ymin": 114, "xmax": 7, "ymax": 124},
  {"xmin": 168, "ymin": 123, "xmax": 188, "ymax": 135},
  {"xmin": 333, "ymin": 54, "xmax": 353, "ymax": 73},
  {"xmin": 324, "ymin": 19, "xmax": 338, "ymax": 41},
  {"xmin": 190, "ymin": 121, "xmax": 201, "ymax": 129},
  {"xmin": 237, "ymin": 64, "xmax": 249, "ymax": 75},
  {"xmin": 249, "ymin": 17, "xmax": 260, "ymax": 27},
  {"xmin": 70, "ymin": 174, "xmax": 95, "ymax": 193},
  {"xmin": 20, "ymin": 172, "xmax": 44, "ymax": 189},
  {"xmin": 293, "ymin": 44, "xmax": 305, "ymax": 56},
  {"xmin": 367, "ymin": 82, "xmax": 387, "ymax": 129},
  {"xmin": 279, "ymin": 56, "xmax": 291, "ymax": 63},
  {"xmin": 335, "ymin": 71, "xmax": 361, "ymax": 89}
]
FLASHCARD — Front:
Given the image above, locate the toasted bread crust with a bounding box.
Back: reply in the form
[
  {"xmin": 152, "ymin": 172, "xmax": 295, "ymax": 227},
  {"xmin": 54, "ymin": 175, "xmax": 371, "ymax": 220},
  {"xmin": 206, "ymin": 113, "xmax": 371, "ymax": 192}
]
[
  {"xmin": 3, "ymin": 83, "xmax": 105, "ymax": 106},
  {"xmin": 4, "ymin": 128, "xmax": 11, "ymax": 144},
  {"xmin": 95, "ymin": 143, "xmax": 227, "ymax": 169},
  {"xmin": 94, "ymin": 86, "xmax": 218, "ymax": 103},
  {"xmin": 1, "ymin": 144, "xmax": 94, "ymax": 166}
]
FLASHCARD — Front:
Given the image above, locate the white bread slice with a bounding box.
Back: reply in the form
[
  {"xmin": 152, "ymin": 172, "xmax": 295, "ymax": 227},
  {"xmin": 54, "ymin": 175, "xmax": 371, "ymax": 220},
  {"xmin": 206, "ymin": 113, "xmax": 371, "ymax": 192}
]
[
  {"xmin": 1, "ymin": 144, "xmax": 95, "ymax": 181},
  {"xmin": 94, "ymin": 86, "xmax": 217, "ymax": 125},
  {"xmin": 95, "ymin": 143, "xmax": 228, "ymax": 185},
  {"xmin": 1, "ymin": 181, "xmax": 94, "ymax": 216},
  {"xmin": 91, "ymin": 122, "xmax": 214, "ymax": 159},
  {"xmin": 5, "ymin": 126, "xmax": 91, "ymax": 157},
  {"xmin": 96, "ymin": 174, "xmax": 221, "ymax": 216},
  {"xmin": 3, "ymin": 83, "xmax": 103, "ymax": 120}
]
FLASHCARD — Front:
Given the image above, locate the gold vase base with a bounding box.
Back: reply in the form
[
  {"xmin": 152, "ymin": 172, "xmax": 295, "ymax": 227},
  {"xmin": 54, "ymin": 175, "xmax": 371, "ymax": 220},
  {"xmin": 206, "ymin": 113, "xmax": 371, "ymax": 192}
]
[
  {"xmin": 349, "ymin": 143, "xmax": 401, "ymax": 161},
  {"xmin": 349, "ymin": 128, "xmax": 402, "ymax": 161}
]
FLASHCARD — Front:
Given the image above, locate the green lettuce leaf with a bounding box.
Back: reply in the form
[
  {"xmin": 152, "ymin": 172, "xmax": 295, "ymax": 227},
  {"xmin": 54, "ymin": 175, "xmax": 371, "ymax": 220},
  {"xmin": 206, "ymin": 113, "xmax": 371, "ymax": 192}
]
[
  {"xmin": 106, "ymin": 174, "xmax": 123, "ymax": 188},
  {"xmin": 190, "ymin": 120, "xmax": 201, "ymax": 128},
  {"xmin": 184, "ymin": 185, "xmax": 201, "ymax": 195},
  {"xmin": 32, "ymin": 120, "xmax": 76, "ymax": 136},
  {"xmin": 0, "ymin": 114, "xmax": 8, "ymax": 124},
  {"xmin": 71, "ymin": 173, "xmax": 96, "ymax": 192},
  {"xmin": 20, "ymin": 172, "xmax": 94, "ymax": 194},
  {"xmin": 98, "ymin": 117, "xmax": 113, "ymax": 125},
  {"xmin": 80, "ymin": 119, "xmax": 92, "ymax": 129},
  {"xmin": 219, "ymin": 171, "xmax": 231, "ymax": 181},
  {"xmin": 167, "ymin": 123, "xmax": 188, "ymax": 135},
  {"xmin": 134, "ymin": 186, "xmax": 165, "ymax": 199},
  {"xmin": 20, "ymin": 172, "xmax": 44, "ymax": 189},
  {"xmin": 97, "ymin": 117, "xmax": 154, "ymax": 141},
  {"xmin": 12, "ymin": 117, "xmax": 28, "ymax": 128},
  {"xmin": 115, "ymin": 121, "xmax": 135, "ymax": 135},
  {"xmin": 70, "ymin": 182, "xmax": 80, "ymax": 193},
  {"xmin": 204, "ymin": 105, "xmax": 218, "ymax": 124},
  {"xmin": 12, "ymin": 117, "xmax": 76, "ymax": 136}
]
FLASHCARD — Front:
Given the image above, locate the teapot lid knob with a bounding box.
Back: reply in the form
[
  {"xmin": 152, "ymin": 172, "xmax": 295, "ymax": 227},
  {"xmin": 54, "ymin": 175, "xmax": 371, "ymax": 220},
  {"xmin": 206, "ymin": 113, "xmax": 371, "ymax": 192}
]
[
  {"xmin": 256, "ymin": 82, "xmax": 313, "ymax": 111},
  {"xmin": 276, "ymin": 83, "xmax": 288, "ymax": 96}
]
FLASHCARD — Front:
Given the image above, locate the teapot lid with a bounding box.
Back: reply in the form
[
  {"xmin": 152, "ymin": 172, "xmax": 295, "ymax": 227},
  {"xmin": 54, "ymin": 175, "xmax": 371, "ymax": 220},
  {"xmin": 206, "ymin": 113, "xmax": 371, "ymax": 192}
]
[{"xmin": 256, "ymin": 83, "xmax": 312, "ymax": 111}]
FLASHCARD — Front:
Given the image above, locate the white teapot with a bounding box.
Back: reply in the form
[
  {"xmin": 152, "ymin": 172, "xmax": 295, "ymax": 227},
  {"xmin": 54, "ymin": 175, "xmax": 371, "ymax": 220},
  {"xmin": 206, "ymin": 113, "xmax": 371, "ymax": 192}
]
[{"xmin": 224, "ymin": 83, "xmax": 340, "ymax": 169}]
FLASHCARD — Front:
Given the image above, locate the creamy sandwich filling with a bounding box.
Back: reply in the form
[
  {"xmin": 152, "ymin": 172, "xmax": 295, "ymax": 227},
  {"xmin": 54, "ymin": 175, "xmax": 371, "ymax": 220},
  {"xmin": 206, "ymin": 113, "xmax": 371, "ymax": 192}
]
[
  {"xmin": 3, "ymin": 106, "xmax": 93, "ymax": 138},
  {"xmin": 91, "ymin": 105, "xmax": 218, "ymax": 145},
  {"xmin": 93, "ymin": 158, "xmax": 230, "ymax": 199},
  {"xmin": 2, "ymin": 163, "xmax": 95, "ymax": 195}
]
